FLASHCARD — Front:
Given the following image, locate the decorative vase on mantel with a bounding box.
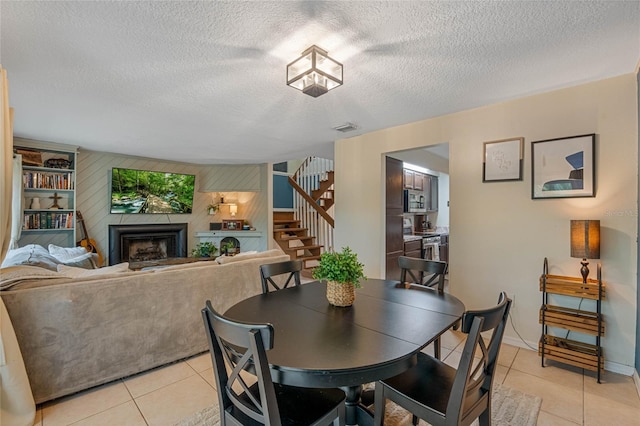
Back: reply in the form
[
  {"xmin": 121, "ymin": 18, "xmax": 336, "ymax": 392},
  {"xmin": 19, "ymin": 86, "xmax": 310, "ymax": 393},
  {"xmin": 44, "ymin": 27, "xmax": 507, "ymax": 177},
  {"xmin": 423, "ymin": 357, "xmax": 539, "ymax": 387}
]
[{"xmin": 326, "ymin": 281, "xmax": 356, "ymax": 307}]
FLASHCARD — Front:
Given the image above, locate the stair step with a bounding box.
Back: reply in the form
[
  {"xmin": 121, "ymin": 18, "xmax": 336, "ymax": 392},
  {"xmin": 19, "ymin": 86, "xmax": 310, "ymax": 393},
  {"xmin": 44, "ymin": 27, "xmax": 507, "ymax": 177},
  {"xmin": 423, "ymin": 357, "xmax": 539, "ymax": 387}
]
[
  {"xmin": 274, "ymin": 227, "xmax": 307, "ymax": 233},
  {"xmin": 279, "ymin": 235, "xmax": 315, "ymax": 242},
  {"xmin": 283, "ymin": 245, "xmax": 323, "ymax": 252},
  {"xmin": 274, "ymin": 219, "xmax": 301, "ymax": 225}
]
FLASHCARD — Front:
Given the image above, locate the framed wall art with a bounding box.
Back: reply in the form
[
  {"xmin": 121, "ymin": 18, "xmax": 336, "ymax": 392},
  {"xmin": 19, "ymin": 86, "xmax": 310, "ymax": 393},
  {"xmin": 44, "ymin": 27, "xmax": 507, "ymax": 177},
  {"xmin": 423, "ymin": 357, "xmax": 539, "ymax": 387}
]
[
  {"xmin": 483, "ymin": 137, "xmax": 524, "ymax": 182},
  {"xmin": 531, "ymin": 133, "xmax": 595, "ymax": 199}
]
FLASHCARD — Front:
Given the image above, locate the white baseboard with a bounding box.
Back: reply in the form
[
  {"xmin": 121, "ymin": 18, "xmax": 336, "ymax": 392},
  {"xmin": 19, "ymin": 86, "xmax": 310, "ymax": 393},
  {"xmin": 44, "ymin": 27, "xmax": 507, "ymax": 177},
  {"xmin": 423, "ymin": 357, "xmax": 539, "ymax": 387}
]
[{"xmin": 501, "ymin": 336, "xmax": 635, "ymax": 376}]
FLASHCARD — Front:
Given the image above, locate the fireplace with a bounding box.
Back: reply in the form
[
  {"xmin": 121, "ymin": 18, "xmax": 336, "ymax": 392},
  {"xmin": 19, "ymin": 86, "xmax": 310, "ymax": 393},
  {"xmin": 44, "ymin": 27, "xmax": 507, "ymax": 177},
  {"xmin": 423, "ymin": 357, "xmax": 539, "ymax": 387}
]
[{"xmin": 108, "ymin": 223, "xmax": 188, "ymax": 265}]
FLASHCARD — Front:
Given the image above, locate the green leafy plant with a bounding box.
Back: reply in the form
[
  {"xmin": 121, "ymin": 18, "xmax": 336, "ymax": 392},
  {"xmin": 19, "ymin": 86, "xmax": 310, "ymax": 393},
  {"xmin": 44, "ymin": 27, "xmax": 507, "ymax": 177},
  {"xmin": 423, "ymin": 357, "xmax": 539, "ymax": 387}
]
[
  {"xmin": 312, "ymin": 246, "xmax": 366, "ymax": 287},
  {"xmin": 191, "ymin": 242, "xmax": 217, "ymax": 258},
  {"xmin": 222, "ymin": 241, "xmax": 237, "ymax": 255}
]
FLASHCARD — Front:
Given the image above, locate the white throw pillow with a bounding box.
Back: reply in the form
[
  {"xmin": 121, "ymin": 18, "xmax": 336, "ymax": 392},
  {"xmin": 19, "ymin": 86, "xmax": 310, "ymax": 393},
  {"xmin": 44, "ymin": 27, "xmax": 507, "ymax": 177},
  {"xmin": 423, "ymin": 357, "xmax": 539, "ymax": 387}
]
[
  {"xmin": 48, "ymin": 244, "xmax": 91, "ymax": 262},
  {"xmin": 1, "ymin": 244, "xmax": 61, "ymax": 271},
  {"xmin": 58, "ymin": 262, "xmax": 130, "ymax": 278}
]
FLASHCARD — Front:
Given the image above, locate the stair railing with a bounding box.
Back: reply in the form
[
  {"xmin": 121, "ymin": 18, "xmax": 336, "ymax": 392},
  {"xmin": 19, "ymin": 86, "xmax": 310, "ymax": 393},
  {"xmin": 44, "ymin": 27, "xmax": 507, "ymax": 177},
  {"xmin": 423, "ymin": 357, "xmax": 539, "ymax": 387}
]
[{"xmin": 289, "ymin": 157, "xmax": 334, "ymax": 253}]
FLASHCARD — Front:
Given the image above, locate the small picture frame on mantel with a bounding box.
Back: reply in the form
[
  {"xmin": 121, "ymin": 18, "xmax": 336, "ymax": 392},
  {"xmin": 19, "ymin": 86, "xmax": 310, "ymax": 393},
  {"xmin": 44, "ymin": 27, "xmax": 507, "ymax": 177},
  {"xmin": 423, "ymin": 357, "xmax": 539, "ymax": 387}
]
[
  {"xmin": 222, "ymin": 219, "xmax": 243, "ymax": 230},
  {"xmin": 483, "ymin": 137, "xmax": 524, "ymax": 182}
]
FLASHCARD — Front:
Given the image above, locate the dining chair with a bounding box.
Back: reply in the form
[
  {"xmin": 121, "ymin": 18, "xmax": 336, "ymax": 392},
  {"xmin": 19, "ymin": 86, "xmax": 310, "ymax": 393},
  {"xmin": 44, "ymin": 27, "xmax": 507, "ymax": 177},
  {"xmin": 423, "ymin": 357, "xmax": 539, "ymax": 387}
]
[
  {"xmin": 202, "ymin": 300, "xmax": 346, "ymax": 426},
  {"xmin": 373, "ymin": 292, "xmax": 512, "ymax": 426},
  {"xmin": 259, "ymin": 259, "xmax": 303, "ymax": 294},
  {"xmin": 399, "ymin": 256, "xmax": 449, "ymax": 358},
  {"xmin": 399, "ymin": 255, "xmax": 448, "ymax": 292}
]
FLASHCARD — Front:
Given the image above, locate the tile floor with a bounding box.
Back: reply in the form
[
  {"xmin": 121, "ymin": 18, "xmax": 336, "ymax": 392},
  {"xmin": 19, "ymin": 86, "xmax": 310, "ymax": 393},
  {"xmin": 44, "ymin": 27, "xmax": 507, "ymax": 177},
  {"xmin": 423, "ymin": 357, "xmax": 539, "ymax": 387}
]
[{"xmin": 32, "ymin": 330, "xmax": 640, "ymax": 426}]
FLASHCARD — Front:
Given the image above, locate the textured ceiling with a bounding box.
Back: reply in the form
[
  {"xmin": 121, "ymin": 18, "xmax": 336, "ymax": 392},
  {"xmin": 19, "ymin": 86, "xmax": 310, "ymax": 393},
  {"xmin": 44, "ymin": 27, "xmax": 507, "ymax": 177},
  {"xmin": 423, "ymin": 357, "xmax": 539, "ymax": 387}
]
[{"xmin": 2, "ymin": 1, "xmax": 639, "ymax": 164}]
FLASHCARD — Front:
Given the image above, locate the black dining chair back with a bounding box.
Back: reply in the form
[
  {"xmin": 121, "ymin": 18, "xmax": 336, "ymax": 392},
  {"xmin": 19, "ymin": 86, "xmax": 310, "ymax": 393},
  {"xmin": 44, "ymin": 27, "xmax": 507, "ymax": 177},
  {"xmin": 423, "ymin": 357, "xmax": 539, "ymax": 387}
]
[
  {"xmin": 202, "ymin": 300, "xmax": 346, "ymax": 426},
  {"xmin": 399, "ymin": 256, "xmax": 448, "ymax": 292},
  {"xmin": 374, "ymin": 292, "xmax": 512, "ymax": 426},
  {"xmin": 260, "ymin": 259, "xmax": 303, "ymax": 294}
]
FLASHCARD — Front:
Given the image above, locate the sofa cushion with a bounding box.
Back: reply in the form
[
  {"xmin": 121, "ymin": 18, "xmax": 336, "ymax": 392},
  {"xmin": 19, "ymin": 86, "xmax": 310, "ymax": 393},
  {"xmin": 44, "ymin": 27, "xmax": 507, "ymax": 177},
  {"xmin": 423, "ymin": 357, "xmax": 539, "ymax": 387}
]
[
  {"xmin": 48, "ymin": 244, "xmax": 97, "ymax": 269},
  {"xmin": 215, "ymin": 249, "xmax": 284, "ymax": 265},
  {"xmin": 57, "ymin": 262, "xmax": 130, "ymax": 278},
  {"xmin": 1, "ymin": 244, "xmax": 61, "ymax": 271},
  {"xmin": 0, "ymin": 265, "xmax": 63, "ymax": 290}
]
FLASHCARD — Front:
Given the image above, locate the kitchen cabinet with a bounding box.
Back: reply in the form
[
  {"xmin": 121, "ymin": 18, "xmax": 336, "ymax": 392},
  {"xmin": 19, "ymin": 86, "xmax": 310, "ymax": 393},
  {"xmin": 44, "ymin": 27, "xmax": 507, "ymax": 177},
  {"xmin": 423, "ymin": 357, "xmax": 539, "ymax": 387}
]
[
  {"xmin": 439, "ymin": 234, "xmax": 448, "ymax": 263},
  {"xmin": 539, "ymin": 257, "xmax": 604, "ymax": 382},
  {"xmin": 423, "ymin": 174, "xmax": 438, "ymax": 211},
  {"xmin": 403, "ymin": 169, "xmax": 425, "ymax": 191},
  {"xmin": 403, "ymin": 239, "xmax": 422, "ymax": 258},
  {"xmin": 403, "ymin": 169, "xmax": 414, "ymax": 189},
  {"xmin": 386, "ymin": 157, "xmax": 404, "ymax": 280}
]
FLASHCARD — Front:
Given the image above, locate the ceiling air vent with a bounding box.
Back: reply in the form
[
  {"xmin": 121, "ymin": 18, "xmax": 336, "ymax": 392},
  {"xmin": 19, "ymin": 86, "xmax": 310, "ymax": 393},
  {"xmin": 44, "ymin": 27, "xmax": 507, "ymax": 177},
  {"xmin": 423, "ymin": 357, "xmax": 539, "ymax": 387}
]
[{"xmin": 333, "ymin": 122, "xmax": 358, "ymax": 133}]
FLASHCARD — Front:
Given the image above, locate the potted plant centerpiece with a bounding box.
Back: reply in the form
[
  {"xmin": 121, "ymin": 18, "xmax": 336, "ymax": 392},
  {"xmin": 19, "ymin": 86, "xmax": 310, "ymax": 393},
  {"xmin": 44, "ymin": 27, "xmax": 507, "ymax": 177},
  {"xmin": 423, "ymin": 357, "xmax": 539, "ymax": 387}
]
[{"xmin": 312, "ymin": 247, "xmax": 366, "ymax": 307}]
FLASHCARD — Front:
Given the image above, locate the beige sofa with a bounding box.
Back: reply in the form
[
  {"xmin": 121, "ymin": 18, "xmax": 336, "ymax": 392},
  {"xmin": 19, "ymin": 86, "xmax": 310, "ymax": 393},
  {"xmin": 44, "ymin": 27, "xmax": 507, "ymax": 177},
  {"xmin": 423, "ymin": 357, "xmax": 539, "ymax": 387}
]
[{"xmin": 0, "ymin": 249, "xmax": 290, "ymax": 403}]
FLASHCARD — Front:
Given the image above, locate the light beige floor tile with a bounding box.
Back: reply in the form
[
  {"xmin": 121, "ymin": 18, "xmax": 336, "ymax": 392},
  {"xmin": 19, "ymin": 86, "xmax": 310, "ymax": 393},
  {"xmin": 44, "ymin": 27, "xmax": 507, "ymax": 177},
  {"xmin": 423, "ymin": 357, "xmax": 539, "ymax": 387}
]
[
  {"xmin": 33, "ymin": 407, "xmax": 42, "ymax": 426},
  {"xmin": 503, "ymin": 369, "xmax": 583, "ymax": 424},
  {"xmin": 536, "ymin": 410, "xmax": 580, "ymax": 425},
  {"xmin": 584, "ymin": 391, "xmax": 640, "ymax": 426},
  {"xmin": 497, "ymin": 343, "xmax": 518, "ymax": 368},
  {"xmin": 511, "ymin": 347, "xmax": 584, "ymax": 389},
  {"xmin": 583, "ymin": 370, "xmax": 640, "ymax": 409},
  {"xmin": 135, "ymin": 374, "xmax": 216, "ymax": 426},
  {"xmin": 124, "ymin": 361, "xmax": 196, "ymax": 398},
  {"xmin": 185, "ymin": 352, "xmax": 212, "ymax": 373},
  {"xmin": 440, "ymin": 329, "xmax": 465, "ymax": 350},
  {"xmin": 41, "ymin": 381, "xmax": 132, "ymax": 426},
  {"xmin": 493, "ymin": 364, "xmax": 509, "ymax": 385},
  {"xmin": 199, "ymin": 367, "xmax": 217, "ymax": 389},
  {"xmin": 70, "ymin": 401, "xmax": 146, "ymax": 426}
]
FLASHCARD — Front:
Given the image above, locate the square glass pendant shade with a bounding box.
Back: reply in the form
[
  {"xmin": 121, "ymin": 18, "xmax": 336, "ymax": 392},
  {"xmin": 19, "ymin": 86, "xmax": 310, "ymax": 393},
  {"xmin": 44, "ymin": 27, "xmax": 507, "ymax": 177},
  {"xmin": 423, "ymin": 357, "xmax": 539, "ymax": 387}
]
[{"xmin": 287, "ymin": 45, "xmax": 343, "ymax": 97}]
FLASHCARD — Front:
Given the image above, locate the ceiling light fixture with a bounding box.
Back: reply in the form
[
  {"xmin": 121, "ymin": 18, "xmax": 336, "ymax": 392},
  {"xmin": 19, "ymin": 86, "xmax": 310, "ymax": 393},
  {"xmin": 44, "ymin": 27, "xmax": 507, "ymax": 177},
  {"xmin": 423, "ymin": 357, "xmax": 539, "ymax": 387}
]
[{"xmin": 286, "ymin": 45, "xmax": 343, "ymax": 98}]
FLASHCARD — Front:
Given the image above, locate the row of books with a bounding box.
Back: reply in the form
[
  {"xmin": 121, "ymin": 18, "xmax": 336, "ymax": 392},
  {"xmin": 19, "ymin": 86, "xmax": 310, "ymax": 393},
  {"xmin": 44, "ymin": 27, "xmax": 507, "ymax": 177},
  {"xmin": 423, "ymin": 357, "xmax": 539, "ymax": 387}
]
[
  {"xmin": 23, "ymin": 212, "xmax": 74, "ymax": 230},
  {"xmin": 23, "ymin": 171, "xmax": 74, "ymax": 190}
]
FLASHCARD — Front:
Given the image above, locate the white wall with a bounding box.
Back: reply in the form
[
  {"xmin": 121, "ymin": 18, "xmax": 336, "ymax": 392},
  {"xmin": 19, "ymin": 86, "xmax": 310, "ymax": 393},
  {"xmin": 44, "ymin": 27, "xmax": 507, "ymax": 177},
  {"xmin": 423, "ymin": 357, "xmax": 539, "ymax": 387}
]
[{"xmin": 335, "ymin": 74, "xmax": 638, "ymax": 372}]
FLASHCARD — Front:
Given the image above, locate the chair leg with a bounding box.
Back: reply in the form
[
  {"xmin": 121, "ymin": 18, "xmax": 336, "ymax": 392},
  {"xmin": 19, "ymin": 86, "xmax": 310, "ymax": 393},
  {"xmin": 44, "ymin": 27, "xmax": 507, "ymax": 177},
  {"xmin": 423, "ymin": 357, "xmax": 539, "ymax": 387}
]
[
  {"xmin": 478, "ymin": 407, "xmax": 490, "ymax": 426},
  {"xmin": 412, "ymin": 414, "xmax": 419, "ymax": 425},
  {"xmin": 373, "ymin": 383, "xmax": 386, "ymax": 426}
]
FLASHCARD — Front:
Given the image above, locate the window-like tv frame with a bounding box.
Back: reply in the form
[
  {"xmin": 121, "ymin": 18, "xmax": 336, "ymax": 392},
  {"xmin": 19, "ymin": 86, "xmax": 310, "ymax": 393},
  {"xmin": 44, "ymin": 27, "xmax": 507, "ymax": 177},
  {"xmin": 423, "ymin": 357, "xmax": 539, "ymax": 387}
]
[{"xmin": 110, "ymin": 167, "xmax": 196, "ymax": 214}]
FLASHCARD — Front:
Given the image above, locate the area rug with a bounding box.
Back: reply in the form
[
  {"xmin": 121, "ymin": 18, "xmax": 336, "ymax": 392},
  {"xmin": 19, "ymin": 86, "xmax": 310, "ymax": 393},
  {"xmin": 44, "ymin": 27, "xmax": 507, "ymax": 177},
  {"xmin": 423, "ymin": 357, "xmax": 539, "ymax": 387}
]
[{"xmin": 173, "ymin": 383, "xmax": 541, "ymax": 426}]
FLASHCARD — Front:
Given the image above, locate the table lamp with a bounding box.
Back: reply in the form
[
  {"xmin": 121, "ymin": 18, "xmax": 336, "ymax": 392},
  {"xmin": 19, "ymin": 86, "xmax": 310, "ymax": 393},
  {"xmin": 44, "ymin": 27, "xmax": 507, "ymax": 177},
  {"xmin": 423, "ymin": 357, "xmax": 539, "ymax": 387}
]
[
  {"xmin": 229, "ymin": 204, "xmax": 238, "ymax": 217},
  {"xmin": 570, "ymin": 220, "xmax": 600, "ymax": 284}
]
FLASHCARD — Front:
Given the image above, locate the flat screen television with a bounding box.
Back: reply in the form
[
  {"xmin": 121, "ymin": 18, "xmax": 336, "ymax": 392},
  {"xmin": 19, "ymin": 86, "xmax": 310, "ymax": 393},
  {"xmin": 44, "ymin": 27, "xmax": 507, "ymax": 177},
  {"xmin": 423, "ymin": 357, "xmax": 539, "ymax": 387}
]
[{"xmin": 110, "ymin": 167, "xmax": 195, "ymax": 214}]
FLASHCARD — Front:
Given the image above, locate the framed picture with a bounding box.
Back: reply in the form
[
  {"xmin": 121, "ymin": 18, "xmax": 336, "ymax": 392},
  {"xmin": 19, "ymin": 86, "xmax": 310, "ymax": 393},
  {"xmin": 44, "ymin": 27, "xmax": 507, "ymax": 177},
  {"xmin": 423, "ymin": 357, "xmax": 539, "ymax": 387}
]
[
  {"xmin": 483, "ymin": 137, "xmax": 524, "ymax": 182},
  {"xmin": 531, "ymin": 133, "xmax": 595, "ymax": 199}
]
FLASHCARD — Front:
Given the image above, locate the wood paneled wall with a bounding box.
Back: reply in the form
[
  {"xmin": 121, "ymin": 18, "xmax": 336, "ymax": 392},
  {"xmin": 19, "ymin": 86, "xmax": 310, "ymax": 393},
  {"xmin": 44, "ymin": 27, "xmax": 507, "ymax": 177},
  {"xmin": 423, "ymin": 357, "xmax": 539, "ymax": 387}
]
[{"xmin": 76, "ymin": 149, "xmax": 268, "ymax": 264}]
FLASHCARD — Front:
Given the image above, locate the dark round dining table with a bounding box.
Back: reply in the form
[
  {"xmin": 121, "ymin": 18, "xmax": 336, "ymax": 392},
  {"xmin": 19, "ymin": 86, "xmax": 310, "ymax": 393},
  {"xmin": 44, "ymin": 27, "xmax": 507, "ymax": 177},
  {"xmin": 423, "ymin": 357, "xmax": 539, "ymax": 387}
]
[{"xmin": 224, "ymin": 278, "xmax": 465, "ymax": 425}]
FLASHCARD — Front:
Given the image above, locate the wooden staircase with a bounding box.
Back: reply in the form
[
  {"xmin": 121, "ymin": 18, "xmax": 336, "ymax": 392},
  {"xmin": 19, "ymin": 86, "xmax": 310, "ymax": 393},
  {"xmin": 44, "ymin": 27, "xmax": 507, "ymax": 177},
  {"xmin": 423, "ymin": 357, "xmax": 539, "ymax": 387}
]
[
  {"xmin": 273, "ymin": 158, "xmax": 335, "ymax": 274},
  {"xmin": 311, "ymin": 171, "xmax": 334, "ymax": 211},
  {"xmin": 273, "ymin": 211, "xmax": 322, "ymax": 271}
]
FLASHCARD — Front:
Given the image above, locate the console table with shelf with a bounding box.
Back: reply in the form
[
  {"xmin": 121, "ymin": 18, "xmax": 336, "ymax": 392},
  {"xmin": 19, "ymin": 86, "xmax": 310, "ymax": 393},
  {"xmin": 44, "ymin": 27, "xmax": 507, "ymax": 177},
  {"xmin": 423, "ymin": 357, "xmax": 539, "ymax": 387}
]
[{"xmin": 538, "ymin": 257, "xmax": 605, "ymax": 382}]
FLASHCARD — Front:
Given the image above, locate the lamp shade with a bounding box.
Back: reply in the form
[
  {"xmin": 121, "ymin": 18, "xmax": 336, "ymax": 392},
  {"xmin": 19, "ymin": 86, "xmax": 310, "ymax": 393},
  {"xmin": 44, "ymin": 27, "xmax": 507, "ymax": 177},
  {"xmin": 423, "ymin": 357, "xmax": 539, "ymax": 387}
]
[
  {"xmin": 570, "ymin": 220, "xmax": 600, "ymax": 259},
  {"xmin": 229, "ymin": 204, "xmax": 238, "ymax": 216}
]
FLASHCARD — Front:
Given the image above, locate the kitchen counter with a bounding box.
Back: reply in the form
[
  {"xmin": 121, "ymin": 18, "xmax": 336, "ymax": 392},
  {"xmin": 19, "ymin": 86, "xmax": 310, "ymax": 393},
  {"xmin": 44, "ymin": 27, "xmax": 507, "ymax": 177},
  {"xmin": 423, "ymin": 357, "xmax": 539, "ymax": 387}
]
[{"xmin": 403, "ymin": 235, "xmax": 423, "ymax": 242}]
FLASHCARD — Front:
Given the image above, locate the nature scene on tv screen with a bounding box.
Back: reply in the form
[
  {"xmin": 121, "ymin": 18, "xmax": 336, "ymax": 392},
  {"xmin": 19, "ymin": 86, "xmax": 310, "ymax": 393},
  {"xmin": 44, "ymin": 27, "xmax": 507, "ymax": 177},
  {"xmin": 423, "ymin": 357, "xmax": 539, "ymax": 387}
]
[{"xmin": 110, "ymin": 168, "xmax": 195, "ymax": 214}]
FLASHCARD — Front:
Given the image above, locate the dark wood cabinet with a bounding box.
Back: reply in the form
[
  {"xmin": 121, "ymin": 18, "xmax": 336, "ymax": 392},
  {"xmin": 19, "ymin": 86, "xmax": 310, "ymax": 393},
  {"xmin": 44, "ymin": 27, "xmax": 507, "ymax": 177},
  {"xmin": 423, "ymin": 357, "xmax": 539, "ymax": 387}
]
[
  {"xmin": 428, "ymin": 175, "xmax": 438, "ymax": 211},
  {"xmin": 386, "ymin": 157, "xmax": 404, "ymax": 280},
  {"xmin": 439, "ymin": 233, "xmax": 448, "ymax": 263},
  {"xmin": 404, "ymin": 239, "xmax": 422, "ymax": 258},
  {"xmin": 403, "ymin": 169, "xmax": 414, "ymax": 189}
]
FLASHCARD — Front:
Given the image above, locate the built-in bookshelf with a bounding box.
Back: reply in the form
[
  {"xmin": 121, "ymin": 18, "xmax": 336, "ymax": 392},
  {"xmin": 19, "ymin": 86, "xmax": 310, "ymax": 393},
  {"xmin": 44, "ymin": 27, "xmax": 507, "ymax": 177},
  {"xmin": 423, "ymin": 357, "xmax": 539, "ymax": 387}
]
[{"xmin": 14, "ymin": 138, "xmax": 78, "ymax": 248}]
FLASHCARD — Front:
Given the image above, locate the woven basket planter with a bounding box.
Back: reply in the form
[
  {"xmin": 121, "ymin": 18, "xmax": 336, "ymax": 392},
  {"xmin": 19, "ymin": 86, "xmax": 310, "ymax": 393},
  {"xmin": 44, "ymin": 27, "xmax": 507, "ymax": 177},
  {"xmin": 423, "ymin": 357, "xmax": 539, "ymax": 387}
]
[{"xmin": 326, "ymin": 281, "xmax": 356, "ymax": 307}]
